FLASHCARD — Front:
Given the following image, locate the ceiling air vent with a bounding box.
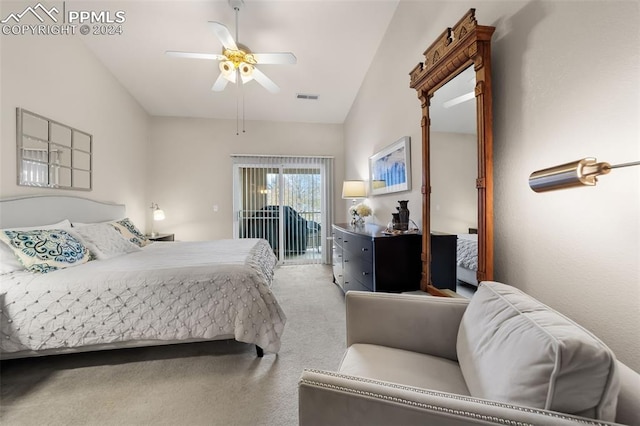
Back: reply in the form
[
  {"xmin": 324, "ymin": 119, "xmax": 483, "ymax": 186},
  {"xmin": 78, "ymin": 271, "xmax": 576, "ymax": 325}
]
[{"xmin": 296, "ymin": 93, "xmax": 319, "ymax": 100}]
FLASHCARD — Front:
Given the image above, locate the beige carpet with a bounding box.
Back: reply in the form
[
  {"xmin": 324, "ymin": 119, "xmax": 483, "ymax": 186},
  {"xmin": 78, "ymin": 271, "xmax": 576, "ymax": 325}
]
[{"xmin": 0, "ymin": 265, "xmax": 346, "ymax": 426}]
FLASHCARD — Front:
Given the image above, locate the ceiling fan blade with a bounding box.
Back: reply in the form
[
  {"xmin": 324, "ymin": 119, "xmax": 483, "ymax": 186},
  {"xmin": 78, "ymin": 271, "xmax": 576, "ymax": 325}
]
[
  {"xmin": 209, "ymin": 21, "xmax": 238, "ymax": 50},
  {"xmin": 252, "ymin": 53, "xmax": 297, "ymax": 65},
  {"xmin": 251, "ymin": 67, "xmax": 280, "ymax": 94},
  {"xmin": 166, "ymin": 51, "xmax": 226, "ymax": 61},
  {"xmin": 212, "ymin": 72, "xmax": 230, "ymax": 92}
]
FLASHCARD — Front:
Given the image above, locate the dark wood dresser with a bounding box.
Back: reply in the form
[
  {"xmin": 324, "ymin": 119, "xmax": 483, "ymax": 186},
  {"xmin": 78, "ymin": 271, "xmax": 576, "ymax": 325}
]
[
  {"xmin": 331, "ymin": 223, "xmax": 421, "ymax": 293},
  {"xmin": 430, "ymin": 232, "xmax": 457, "ymax": 291}
]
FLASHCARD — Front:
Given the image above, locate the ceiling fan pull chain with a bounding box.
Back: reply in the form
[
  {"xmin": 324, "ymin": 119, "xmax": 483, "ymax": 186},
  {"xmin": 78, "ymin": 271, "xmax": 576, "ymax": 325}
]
[{"xmin": 234, "ymin": 2, "xmax": 239, "ymax": 44}]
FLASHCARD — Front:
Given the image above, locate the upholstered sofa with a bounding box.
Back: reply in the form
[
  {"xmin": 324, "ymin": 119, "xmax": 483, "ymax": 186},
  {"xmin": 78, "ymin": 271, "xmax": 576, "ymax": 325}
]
[{"xmin": 299, "ymin": 282, "xmax": 640, "ymax": 425}]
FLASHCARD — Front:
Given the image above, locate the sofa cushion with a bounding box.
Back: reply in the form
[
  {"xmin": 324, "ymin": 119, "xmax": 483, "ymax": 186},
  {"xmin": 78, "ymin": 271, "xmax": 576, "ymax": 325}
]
[
  {"xmin": 457, "ymin": 281, "xmax": 620, "ymax": 421},
  {"xmin": 340, "ymin": 343, "xmax": 470, "ymax": 396}
]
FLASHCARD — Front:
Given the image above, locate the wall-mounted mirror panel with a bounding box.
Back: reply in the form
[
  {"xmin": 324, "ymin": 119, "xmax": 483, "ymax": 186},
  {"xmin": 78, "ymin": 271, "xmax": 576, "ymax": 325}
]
[
  {"xmin": 17, "ymin": 108, "xmax": 92, "ymax": 191},
  {"xmin": 73, "ymin": 170, "xmax": 91, "ymax": 189},
  {"xmin": 410, "ymin": 9, "xmax": 494, "ymax": 296},
  {"xmin": 73, "ymin": 150, "xmax": 91, "ymax": 170},
  {"xmin": 22, "ymin": 112, "xmax": 48, "ymax": 139},
  {"xmin": 56, "ymin": 166, "xmax": 72, "ymax": 187},
  {"xmin": 51, "ymin": 123, "xmax": 72, "ymax": 147},
  {"xmin": 75, "ymin": 132, "xmax": 91, "ymax": 152}
]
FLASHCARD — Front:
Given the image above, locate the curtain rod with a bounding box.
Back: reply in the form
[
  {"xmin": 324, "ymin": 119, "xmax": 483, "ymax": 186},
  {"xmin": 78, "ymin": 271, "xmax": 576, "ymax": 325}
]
[{"xmin": 230, "ymin": 154, "xmax": 335, "ymax": 159}]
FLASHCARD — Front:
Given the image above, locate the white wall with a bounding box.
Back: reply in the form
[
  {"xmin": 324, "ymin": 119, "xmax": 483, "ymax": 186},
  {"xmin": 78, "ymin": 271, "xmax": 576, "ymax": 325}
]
[
  {"xmin": 148, "ymin": 117, "xmax": 343, "ymax": 241},
  {"xmin": 344, "ymin": 1, "xmax": 639, "ymax": 371},
  {"xmin": 0, "ymin": 25, "xmax": 150, "ymax": 226}
]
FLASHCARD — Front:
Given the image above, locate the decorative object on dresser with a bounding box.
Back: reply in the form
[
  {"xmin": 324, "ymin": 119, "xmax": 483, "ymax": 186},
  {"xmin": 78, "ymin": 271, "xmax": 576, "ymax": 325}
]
[
  {"xmin": 409, "ymin": 9, "xmax": 495, "ymax": 296},
  {"xmin": 348, "ymin": 203, "xmax": 371, "ymax": 227},
  {"xmin": 396, "ymin": 200, "xmax": 410, "ymax": 231},
  {"xmin": 331, "ymin": 223, "xmax": 421, "ymax": 293},
  {"xmin": 369, "ymin": 136, "xmax": 411, "ymax": 196}
]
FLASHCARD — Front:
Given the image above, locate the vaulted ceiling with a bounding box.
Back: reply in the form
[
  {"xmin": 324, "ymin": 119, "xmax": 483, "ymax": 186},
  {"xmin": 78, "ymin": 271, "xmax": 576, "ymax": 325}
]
[{"xmin": 80, "ymin": 0, "xmax": 400, "ymax": 124}]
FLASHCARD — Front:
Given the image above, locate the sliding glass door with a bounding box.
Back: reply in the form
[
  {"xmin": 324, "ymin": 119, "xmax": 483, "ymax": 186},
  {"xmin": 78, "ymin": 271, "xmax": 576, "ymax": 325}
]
[{"xmin": 232, "ymin": 156, "xmax": 333, "ymax": 265}]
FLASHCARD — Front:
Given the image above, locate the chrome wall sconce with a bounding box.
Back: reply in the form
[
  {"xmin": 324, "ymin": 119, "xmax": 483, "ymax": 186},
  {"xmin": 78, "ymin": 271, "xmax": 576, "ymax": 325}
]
[{"xmin": 529, "ymin": 158, "xmax": 640, "ymax": 193}]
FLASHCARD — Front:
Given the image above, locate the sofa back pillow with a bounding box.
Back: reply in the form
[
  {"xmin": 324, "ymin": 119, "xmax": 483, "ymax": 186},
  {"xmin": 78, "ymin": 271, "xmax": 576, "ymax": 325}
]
[{"xmin": 457, "ymin": 281, "xmax": 619, "ymax": 421}]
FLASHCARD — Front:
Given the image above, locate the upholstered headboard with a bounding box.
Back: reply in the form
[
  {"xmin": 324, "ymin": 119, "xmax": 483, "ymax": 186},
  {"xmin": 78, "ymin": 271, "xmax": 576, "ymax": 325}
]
[{"xmin": 0, "ymin": 196, "xmax": 126, "ymax": 228}]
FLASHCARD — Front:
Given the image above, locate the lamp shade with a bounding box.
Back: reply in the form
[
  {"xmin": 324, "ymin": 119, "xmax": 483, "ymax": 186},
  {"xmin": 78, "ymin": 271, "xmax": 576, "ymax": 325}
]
[
  {"xmin": 342, "ymin": 180, "xmax": 366, "ymax": 199},
  {"xmin": 153, "ymin": 208, "xmax": 165, "ymax": 221},
  {"xmin": 151, "ymin": 202, "xmax": 165, "ymax": 221}
]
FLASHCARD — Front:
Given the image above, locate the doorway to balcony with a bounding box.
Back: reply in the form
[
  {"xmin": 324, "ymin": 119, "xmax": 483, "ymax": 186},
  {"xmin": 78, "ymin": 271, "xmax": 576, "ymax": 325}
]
[{"xmin": 232, "ymin": 155, "xmax": 334, "ymax": 265}]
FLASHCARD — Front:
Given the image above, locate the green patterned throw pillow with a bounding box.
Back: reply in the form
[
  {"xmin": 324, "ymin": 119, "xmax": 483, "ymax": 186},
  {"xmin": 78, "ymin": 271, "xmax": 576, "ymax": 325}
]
[{"xmin": 0, "ymin": 229, "xmax": 90, "ymax": 273}]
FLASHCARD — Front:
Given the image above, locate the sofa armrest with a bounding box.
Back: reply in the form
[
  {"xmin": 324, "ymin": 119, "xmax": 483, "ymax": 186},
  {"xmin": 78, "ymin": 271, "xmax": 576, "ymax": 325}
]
[
  {"xmin": 298, "ymin": 369, "xmax": 622, "ymax": 426},
  {"xmin": 346, "ymin": 291, "xmax": 469, "ymax": 361}
]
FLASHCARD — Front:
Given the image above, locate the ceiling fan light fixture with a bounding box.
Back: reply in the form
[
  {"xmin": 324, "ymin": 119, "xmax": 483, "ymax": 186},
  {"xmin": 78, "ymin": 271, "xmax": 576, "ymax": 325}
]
[
  {"xmin": 240, "ymin": 62, "xmax": 255, "ymax": 83},
  {"xmin": 219, "ymin": 60, "xmax": 237, "ymax": 82}
]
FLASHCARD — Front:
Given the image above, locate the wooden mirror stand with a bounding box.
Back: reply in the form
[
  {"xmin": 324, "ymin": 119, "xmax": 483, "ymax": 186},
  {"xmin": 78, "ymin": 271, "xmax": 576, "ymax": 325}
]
[{"xmin": 409, "ymin": 9, "xmax": 495, "ymax": 296}]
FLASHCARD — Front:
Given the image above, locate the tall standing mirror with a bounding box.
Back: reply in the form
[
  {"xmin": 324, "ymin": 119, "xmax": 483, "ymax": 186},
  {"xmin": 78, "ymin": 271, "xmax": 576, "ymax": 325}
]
[{"xmin": 409, "ymin": 9, "xmax": 494, "ymax": 295}]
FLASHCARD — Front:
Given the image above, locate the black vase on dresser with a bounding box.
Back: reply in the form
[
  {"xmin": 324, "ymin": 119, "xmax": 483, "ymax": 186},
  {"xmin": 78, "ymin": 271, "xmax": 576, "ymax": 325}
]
[
  {"xmin": 331, "ymin": 223, "xmax": 421, "ymax": 293},
  {"xmin": 397, "ymin": 200, "xmax": 410, "ymax": 231}
]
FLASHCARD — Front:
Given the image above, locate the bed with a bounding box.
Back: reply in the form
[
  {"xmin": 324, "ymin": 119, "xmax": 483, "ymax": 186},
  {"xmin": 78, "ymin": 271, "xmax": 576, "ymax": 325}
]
[
  {"xmin": 0, "ymin": 196, "xmax": 285, "ymax": 359},
  {"xmin": 456, "ymin": 233, "xmax": 478, "ymax": 287}
]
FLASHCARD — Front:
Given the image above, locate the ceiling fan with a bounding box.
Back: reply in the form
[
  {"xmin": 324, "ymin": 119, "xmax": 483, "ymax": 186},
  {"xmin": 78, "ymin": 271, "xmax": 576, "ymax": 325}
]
[{"xmin": 166, "ymin": 0, "xmax": 296, "ymax": 94}]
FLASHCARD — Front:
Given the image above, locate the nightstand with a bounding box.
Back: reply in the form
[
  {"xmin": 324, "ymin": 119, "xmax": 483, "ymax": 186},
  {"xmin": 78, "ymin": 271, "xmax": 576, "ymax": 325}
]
[{"xmin": 147, "ymin": 233, "xmax": 175, "ymax": 242}]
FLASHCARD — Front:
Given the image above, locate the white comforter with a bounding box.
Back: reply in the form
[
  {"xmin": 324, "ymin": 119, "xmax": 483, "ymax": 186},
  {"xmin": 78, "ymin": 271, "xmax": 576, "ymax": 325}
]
[
  {"xmin": 0, "ymin": 239, "xmax": 285, "ymax": 356},
  {"xmin": 456, "ymin": 234, "xmax": 478, "ymax": 271}
]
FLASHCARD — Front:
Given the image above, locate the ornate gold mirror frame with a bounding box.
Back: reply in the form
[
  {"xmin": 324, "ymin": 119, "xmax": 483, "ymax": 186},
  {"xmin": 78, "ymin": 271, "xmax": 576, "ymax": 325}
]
[{"xmin": 409, "ymin": 9, "xmax": 495, "ymax": 295}]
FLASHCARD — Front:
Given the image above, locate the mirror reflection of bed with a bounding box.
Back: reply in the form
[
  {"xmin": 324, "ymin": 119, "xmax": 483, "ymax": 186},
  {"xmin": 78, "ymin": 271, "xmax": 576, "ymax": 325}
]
[{"xmin": 429, "ymin": 66, "xmax": 478, "ymax": 295}]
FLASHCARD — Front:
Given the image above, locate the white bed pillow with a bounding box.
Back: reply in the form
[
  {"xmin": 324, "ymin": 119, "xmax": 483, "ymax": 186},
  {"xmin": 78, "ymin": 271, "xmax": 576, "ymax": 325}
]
[
  {"xmin": 0, "ymin": 243, "xmax": 24, "ymax": 274},
  {"xmin": 0, "ymin": 229, "xmax": 90, "ymax": 273},
  {"xmin": 72, "ymin": 220, "xmax": 111, "ymax": 228},
  {"xmin": 69, "ymin": 223, "xmax": 141, "ymax": 260},
  {"xmin": 9, "ymin": 219, "xmax": 72, "ymax": 231},
  {"xmin": 0, "ymin": 220, "xmax": 73, "ymax": 274}
]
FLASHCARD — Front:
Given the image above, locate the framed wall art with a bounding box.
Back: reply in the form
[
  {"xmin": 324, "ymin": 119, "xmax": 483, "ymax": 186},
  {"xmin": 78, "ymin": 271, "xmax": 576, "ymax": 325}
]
[{"xmin": 369, "ymin": 136, "xmax": 411, "ymax": 196}]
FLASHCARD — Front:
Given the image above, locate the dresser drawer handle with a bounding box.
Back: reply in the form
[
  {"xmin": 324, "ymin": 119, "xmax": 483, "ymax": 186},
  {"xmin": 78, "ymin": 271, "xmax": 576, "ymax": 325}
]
[
  {"xmin": 362, "ymin": 272, "xmax": 369, "ymax": 276},
  {"xmin": 344, "ymin": 259, "xmax": 349, "ymax": 263},
  {"xmin": 361, "ymin": 248, "xmax": 368, "ymax": 252}
]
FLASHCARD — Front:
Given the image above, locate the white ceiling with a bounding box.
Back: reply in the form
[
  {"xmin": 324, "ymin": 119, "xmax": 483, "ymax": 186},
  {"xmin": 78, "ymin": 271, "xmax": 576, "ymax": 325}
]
[{"xmin": 80, "ymin": 0, "xmax": 400, "ymax": 124}]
